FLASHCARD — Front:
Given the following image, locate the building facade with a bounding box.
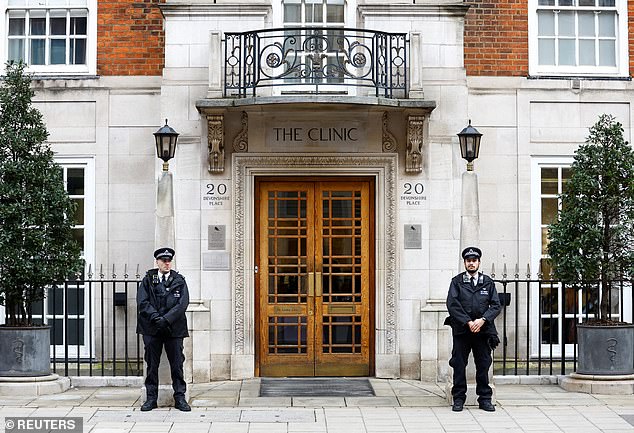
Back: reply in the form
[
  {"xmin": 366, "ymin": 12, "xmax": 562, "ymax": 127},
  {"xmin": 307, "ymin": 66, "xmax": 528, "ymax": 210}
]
[{"xmin": 1, "ymin": 0, "xmax": 632, "ymax": 382}]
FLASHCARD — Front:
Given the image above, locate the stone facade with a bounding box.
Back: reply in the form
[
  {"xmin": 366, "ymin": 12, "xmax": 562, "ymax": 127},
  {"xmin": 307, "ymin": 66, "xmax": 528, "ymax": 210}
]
[{"xmin": 4, "ymin": 0, "xmax": 633, "ymax": 382}]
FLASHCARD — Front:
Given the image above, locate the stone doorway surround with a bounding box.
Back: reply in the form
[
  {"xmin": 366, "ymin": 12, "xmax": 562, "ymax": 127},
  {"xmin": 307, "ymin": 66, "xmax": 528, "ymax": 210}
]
[{"xmin": 230, "ymin": 154, "xmax": 399, "ymax": 379}]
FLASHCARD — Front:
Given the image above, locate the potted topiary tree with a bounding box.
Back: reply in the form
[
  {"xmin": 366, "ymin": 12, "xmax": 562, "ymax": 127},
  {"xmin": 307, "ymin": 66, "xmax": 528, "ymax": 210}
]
[
  {"xmin": 548, "ymin": 114, "xmax": 634, "ymax": 376},
  {"xmin": 0, "ymin": 61, "xmax": 82, "ymax": 376}
]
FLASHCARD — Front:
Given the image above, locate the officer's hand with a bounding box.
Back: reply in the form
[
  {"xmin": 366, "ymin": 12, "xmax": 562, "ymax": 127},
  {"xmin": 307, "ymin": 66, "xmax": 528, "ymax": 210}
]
[
  {"xmin": 153, "ymin": 316, "xmax": 169, "ymax": 330},
  {"xmin": 470, "ymin": 318, "xmax": 485, "ymax": 333}
]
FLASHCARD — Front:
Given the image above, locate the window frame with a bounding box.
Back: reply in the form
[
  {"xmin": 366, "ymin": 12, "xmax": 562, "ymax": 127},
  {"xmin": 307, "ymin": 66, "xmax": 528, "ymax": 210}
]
[
  {"xmin": 531, "ymin": 159, "xmax": 574, "ymax": 357},
  {"xmin": 2, "ymin": 0, "xmax": 97, "ymax": 76},
  {"xmin": 48, "ymin": 156, "xmax": 95, "ymax": 358},
  {"xmin": 530, "ymin": 157, "xmax": 633, "ymax": 357},
  {"xmin": 528, "ymin": 0, "xmax": 629, "ymax": 77},
  {"xmin": 273, "ymin": 0, "xmax": 357, "ymax": 28}
]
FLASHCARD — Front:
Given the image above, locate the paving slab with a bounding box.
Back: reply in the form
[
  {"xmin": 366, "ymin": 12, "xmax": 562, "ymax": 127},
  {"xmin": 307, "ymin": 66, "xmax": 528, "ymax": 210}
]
[
  {"xmin": 168, "ymin": 423, "xmax": 211, "ymax": 433},
  {"xmin": 238, "ymin": 397, "xmax": 292, "ymax": 407},
  {"xmin": 344, "ymin": 397, "xmax": 399, "ymax": 407},
  {"xmin": 208, "ymin": 422, "xmax": 248, "ymax": 433},
  {"xmin": 621, "ymin": 414, "xmax": 634, "ymax": 426},
  {"xmin": 191, "ymin": 397, "xmax": 238, "ymax": 407},
  {"xmin": 292, "ymin": 397, "xmax": 346, "ymax": 407},
  {"xmin": 2, "ymin": 380, "xmax": 634, "ymax": 432},
  {"xmin": 239, "ymin": 408, "xmax": 316, "ymax": 423}
]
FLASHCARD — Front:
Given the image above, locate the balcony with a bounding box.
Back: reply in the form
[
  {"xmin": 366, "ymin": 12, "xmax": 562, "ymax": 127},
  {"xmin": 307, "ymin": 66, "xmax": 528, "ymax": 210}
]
[{"xmin": 223, "ymin": 27, "xmax": 408, "ymax": 99}]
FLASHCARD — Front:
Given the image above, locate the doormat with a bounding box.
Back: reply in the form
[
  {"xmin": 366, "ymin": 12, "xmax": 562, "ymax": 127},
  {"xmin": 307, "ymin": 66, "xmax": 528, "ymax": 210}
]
[{"xmin": 259, "ymin": 378, "xmax": 375, "ymax": 397}]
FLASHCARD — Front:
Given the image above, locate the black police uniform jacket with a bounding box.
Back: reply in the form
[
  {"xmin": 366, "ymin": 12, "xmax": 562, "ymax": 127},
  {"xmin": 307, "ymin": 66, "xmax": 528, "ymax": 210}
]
[
  {"xmin": 446, "ymin": 272, "xmax": 501, "ymax": 337},
  {"xmin": 136, "ymin": 269, "xmax": 189, "ymax": 338}
]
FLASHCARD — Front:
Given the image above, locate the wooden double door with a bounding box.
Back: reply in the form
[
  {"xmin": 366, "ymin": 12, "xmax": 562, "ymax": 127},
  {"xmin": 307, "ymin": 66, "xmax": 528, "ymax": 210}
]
[{"xmin": 255, "ymin": 178, "xmax": 374, "ymax": 376}]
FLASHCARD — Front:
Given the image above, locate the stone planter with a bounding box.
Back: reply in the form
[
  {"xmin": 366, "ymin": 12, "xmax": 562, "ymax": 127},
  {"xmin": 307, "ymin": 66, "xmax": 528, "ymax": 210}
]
[
  {"xmin": 577, "ymin": 323, "xmax": 634, "ymax": 375},
  {"xmin": 0, "ymin": 326, "xmax": 50, "ymax": 377}
]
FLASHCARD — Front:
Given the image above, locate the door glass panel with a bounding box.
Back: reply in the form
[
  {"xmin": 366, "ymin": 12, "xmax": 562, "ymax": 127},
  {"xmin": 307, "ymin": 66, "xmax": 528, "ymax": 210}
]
[
  {"xmin": 268, "ymin": 316, "xmax": 307, "ymax": 354},
  {"xmin": 322, "ymin": 316, "xmax": 362, "ymax": 353},
  {"xmin": 267, "ymin": 189, "xmax": 308, "ymax": 305}
]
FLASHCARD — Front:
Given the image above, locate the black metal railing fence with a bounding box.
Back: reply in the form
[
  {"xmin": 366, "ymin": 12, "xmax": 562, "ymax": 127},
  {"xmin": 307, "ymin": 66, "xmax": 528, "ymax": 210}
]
[
  {"xmin": 45, "ymin": 263, "xmax": 633, "ymax": 377},
  {"xmin": 46, "ymin": 265, "xmax": 143, "ymax": 377},
  {"xmin": 492, "ymin": 264, "xmax": 633, "ymax": 376},
  {"xmin": 224, "ymin": 27, "xmax": 408, "ymax": 98}
]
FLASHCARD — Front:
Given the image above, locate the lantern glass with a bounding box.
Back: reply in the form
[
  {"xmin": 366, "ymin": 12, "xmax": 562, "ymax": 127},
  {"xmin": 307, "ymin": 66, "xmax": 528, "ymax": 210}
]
[
  {"xmin": 154, "ymin": 120, "xmax": 179, "ymax": 164},
  {"xmin": 457, "ymin": 121, "xmax": 482, "ymax": 163}
]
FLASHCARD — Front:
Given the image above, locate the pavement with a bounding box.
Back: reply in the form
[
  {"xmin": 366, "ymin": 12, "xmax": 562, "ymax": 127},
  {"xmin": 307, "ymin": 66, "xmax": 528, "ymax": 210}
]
[{"xmin": 1, "ymin": 379, "xmax": 634, "ymax": 432}]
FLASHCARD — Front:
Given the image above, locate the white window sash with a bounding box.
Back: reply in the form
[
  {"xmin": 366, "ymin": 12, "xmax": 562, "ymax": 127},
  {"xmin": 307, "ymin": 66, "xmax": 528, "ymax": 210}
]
[
  {"xmin": 2, "ymin": 0, "xmax": 96, "ymax": 75},
  {"xmin": 528, "ymin": 0, "xmax": 628, "ymax": 76}
]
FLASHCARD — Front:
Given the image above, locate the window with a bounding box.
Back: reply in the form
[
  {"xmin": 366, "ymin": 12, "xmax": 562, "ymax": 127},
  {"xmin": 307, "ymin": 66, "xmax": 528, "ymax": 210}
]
[
  {"xmin": 531, "ymin": 160, "xmax": 631, "ymax": 356},
  {"xmin": 30, "ymin": 158, "xmax": 95, "ymax": 357},
  {"xmin": 529, "ymin": 0, "xmax": 628, "ymax": 76},
  {"xmin": 3, "ymin": 0, "xmax": 96, "ymax": 75},
  {"xmin": 283, "ymin": 0, "xmax": 346, "ymax": 85},
  {"xmin": 284, "ymin": 0, "xmax": 345, "ymax": 25},
  {"xmin": 537, "ymin": 165, "xmax": 579, "ymax": 347}
]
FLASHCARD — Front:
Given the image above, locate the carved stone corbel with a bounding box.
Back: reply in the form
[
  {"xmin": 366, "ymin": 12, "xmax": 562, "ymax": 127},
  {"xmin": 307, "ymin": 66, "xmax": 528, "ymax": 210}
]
[
  {"xmin": 207, "ymin": 114, "xmax": 224, "ymax": 173},
  {"xmin": 382, "ymin": 112, "xmax": 397, "ymax": 152},
  {"xmin": 233, "ymin": 111, "xmax": 248, "ymax": 152},
  {"xmin": 406, "ymin": 115, "xmax": 425, "ymax": 173}
]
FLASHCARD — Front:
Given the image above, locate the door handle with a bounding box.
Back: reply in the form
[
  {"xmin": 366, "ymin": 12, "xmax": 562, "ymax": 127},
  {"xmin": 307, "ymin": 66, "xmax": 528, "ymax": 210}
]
[
  {"xmin": 307, "ymin": 272, "xmax": 314, "ymax": 316},
  {"xmin": 315, "ymin": 272, "xmax": 322, "ymax": 297}
]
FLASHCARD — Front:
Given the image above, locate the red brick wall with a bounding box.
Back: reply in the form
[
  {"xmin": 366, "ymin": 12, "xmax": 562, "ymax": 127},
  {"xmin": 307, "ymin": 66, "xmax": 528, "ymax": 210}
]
[
  {"xmin": 97, "ymin": 0, "xmax": 165, "ymax": 76},
  {"xmin": 464, "ymin": 0, "xmax": 529, "ymax": 76}
]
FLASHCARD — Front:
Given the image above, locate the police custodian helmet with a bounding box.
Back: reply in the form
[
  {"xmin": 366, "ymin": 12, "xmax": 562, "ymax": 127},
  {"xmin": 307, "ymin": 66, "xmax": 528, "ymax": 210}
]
[{"xmin": 461, "ymin": 246, "xmax": 482, "ymax": 260}]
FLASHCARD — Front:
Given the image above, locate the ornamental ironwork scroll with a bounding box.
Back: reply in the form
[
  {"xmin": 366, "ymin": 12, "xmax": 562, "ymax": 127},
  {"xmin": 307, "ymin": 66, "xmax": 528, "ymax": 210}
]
[
  {"xmin": 224, "ymin": 27, "xmax": 408, "ymax": 98},
  {"xmin": 207, "ymin": 115, "xmax": 225, "ymax": 173}
]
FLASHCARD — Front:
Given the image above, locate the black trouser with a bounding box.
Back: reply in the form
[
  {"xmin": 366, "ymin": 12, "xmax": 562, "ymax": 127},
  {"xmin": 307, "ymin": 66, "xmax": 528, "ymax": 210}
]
[
  {"xmin": 449, "ymin": 332, "xmax": 492, "ymax": 404},
  {"xmin": 143, "ymin": 334, "xmax": 186, "ymax": 401}
]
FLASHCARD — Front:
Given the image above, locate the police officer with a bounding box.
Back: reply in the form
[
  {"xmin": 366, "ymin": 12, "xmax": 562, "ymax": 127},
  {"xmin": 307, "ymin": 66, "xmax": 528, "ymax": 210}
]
[
  {"xmin": 446, "ymin": 247, "xmax": 501, "ymax": 412},
  {"xmin": 137, "ymin": 247, "xmax": 191, "ymax": 412}
]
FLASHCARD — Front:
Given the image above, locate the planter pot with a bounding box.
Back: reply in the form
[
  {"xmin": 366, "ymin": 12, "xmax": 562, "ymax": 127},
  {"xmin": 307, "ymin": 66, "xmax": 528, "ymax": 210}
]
[
  {"xmin": 577, "ymin": 323, "xmax": 634, "ymax": 375},
  {"xmin": 0, "ymin": 326, "xmax": 50, "ymax": 377}
]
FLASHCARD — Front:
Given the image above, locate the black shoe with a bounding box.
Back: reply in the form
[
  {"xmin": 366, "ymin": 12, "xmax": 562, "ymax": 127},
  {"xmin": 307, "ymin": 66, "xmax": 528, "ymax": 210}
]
[
  {"xmin": 141, "ymin": 400, "xmax": 157, "ymax": 411},
  {"xmin": 479, "ymin": 401, "xmax": 495, "ymax": 412},
  {"xmin": 174, "ymin": 398, "xmax": 191, "ymax": 412},
  {"xmin": 452, "ymin": 400, "xmax": 464, "ymax": 412}
]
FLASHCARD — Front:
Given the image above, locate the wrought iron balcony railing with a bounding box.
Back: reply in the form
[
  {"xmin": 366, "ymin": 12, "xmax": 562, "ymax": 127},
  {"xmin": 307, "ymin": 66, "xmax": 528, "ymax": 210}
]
[{"xmin": 224, "ymin": 27, "xmax": 408, "ymax": 99}]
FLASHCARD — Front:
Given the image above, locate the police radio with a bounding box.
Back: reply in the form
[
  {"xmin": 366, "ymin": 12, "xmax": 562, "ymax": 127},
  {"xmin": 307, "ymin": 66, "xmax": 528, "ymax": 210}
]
[{"xmin": 152, "ymin": 273, "xmax": 159, "ymax": 285}]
